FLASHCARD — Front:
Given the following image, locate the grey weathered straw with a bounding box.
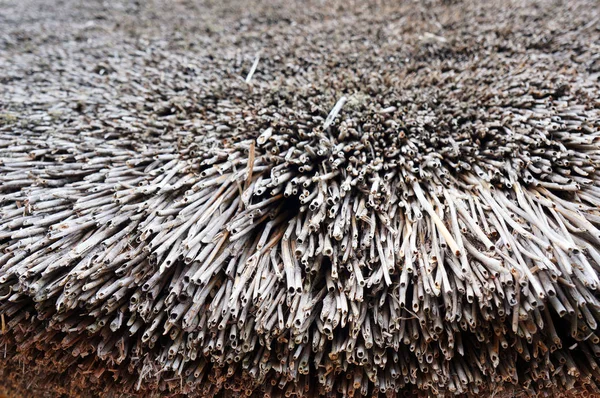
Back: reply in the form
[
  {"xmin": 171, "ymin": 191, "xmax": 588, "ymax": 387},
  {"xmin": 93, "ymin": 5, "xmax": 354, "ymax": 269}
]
[{"xmin": 1, "ymin": 0, "xmax": 600, "ymax": 397}]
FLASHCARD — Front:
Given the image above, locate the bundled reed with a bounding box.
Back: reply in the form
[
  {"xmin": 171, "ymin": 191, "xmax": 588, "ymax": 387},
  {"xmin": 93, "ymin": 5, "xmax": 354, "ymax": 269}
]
[{"xmin": 1, "ymin": 0, "xmax": 600, "ymax": 396}]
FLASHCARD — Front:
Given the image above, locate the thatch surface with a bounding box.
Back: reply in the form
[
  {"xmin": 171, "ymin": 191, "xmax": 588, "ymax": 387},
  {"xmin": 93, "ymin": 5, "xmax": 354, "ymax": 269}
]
[{"xmin": 1, "ymin": 0, "xmax": 600, "ymax": 397}]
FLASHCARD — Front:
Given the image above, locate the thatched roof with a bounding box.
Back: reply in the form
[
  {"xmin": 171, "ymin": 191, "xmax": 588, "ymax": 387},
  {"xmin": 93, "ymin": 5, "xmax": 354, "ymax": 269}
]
[{"xmin": 1, "ymin": 0, "xmax": 600, "ymax": 396}]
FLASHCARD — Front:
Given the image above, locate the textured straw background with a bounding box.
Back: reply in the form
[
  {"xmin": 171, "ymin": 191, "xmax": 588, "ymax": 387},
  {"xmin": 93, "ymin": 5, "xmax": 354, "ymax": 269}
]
[{"xmin": 1, "ymin": 0, "xmax": 600, "ymax": 397}]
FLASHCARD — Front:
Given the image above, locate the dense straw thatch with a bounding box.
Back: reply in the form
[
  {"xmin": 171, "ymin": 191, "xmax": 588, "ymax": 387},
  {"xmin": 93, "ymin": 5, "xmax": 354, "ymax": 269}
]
[{"xmin": 1, "ymin": 0, "xmax": 600, "ymax": 396}]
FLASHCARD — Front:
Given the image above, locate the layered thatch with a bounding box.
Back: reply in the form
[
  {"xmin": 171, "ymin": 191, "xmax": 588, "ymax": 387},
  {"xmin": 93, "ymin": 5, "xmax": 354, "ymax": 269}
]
[{"xmin": 1, "ymin": 0, "xmax": 600, "ymax": 396}]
